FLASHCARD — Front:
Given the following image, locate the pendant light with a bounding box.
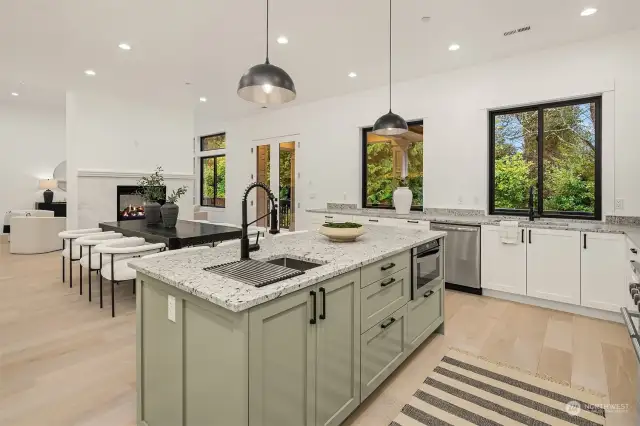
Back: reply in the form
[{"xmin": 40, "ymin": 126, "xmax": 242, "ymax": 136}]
[
  {"xmin": 237, "ymin": 0, "xmax": 296, "ymax": 104},
  {"xmin": 373, "ymin": 0, "xmax": 408, "ymax": 136}
]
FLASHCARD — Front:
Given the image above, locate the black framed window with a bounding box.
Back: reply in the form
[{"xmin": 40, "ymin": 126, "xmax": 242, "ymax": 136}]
[
  {"xmin": 489, "ymin": 97, "xmax": 601, "ymax": 219},
  {"xmin": 361, "ymin": 120, "xmax": 423, "ymax": 210},
  {"xmin": 201, "ymin": 155, "xmax": 226, "ymax": 208},
  {"xmin": 200, "ymin": 133, "xmax": 226, "ymax": 151}
]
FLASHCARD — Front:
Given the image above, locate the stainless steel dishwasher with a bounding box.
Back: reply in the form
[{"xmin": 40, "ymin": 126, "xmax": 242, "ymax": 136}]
[{"xmin": 430, "ymin": 223, "xmax": 481, "ymax": 294}]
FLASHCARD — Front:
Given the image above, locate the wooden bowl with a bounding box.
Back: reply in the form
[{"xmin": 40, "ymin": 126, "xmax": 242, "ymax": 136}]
[{"xmin": 318, "ymin": 224, "xmax": 366, "ymax": 242}]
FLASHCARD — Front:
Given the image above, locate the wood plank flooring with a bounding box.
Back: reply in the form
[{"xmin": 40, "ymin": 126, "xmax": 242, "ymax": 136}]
[{"xmin": 0, "ymin": 239, "xmax": 636, "ymax": 425}]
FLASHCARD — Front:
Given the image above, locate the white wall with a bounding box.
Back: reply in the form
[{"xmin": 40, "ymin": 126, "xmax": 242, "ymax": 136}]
[
  {"xmin": 66, "ymin": 90, "xmax": 195, "ymax": 229},
  {"xmin": 0, "ymin": 103, "xmax": 65, "ymax": 221},
  {"xmin": 195, "ymin": 29, "xmax": 640, "ymax": 227}
]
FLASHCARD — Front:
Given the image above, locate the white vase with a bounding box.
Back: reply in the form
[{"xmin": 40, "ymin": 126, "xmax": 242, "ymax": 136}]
[{"xmin": 393, "ymin": 187, "xmax": 413, "ymax": 214}]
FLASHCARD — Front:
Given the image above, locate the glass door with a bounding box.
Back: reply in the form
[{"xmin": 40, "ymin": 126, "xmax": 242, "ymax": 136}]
[
  {"xmin": 279, "ymin": 141, "xmax": 295, "ymax": 231},
  {"xmin": 256, "ymin": 144, "xmax": 271, "ymax": 227}
]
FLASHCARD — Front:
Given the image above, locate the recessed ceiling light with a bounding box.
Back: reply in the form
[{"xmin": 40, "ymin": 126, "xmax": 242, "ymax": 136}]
[
  {"xmin": 199, "ymin": 97, "xmax": 207, "ymax": 103},
  {"xmin": 118, "ymin": 43, "xmax": 132, "ymax": 50},
  {"xmin": 84, "ymin": 69, "xmax": 96, "ymax": 76},
  {"xmin": 448, "ymin": 44, "xmax": 460, "ymax": 51},
  {"xmin": 11, "ymin": 92, "xmax": 19, "ymax": 96},
  {"xmin": 277, "ymin": 36, "xmax": 288, "ymax": 44},
  {"xmin": 581, "ymin": 7, "xmax": 597, "ymax": 16},
  {"xmin": 348, "ymin": 72, "xmax": 357, "ymax": 78}
]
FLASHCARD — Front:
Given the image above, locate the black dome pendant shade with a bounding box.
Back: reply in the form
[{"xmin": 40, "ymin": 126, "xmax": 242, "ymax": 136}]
[
  {"xmin": 237, "ymin": 0, "xmax": 296, "ymax": 105},
  {"xmin": 373, "ymin": 0, "xmax": 408, "ymax": 136}
]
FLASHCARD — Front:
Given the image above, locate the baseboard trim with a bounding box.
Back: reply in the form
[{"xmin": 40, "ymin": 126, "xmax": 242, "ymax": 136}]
[{"xmin": 483, "ymin": 289, "xmax": 623, "ymax": 323}]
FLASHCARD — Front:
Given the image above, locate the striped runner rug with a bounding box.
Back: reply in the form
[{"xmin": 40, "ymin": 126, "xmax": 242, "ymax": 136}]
[{"xmin": 390, "ymin": 349, "xmax": 607, "ymax": 426}]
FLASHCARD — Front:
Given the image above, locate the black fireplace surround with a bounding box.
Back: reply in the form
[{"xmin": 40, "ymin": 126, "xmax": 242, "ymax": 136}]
[{"xmin": 116, "ymin": 185, "xmax": 166, "ymax": 221}]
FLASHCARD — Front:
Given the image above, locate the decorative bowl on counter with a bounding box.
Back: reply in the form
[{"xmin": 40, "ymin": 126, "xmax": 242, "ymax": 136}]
[{"xmin": 318, "ymin": 222, "xmax": 366, "ymax": 242}]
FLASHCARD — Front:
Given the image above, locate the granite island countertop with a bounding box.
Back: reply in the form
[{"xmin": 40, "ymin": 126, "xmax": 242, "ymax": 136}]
[
  {"xmin": 129, "ymin": 226, "xmax": 446, "ymax": 312},
  {"xmin": 307, "ymin": 208, "xmax": 640, "ymax": 246}
]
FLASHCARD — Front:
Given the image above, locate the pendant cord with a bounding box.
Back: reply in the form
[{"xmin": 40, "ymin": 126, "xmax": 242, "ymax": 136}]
[
  {"xmin": 266, "ymin": 0, "xmax": 270, "ymax": 63},
  {"xmin": 388, "ymin": 0, "xmax": 392, "ymax": 112}
]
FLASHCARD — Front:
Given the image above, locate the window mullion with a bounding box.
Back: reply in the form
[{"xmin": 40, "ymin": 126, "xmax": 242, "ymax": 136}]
[
  {"xmin": 537, "ymin": 106, "xmax": 544, "ymax": 217},
  {"xmin": 213, "ymin": 157, "xmax": 218, "ymax": 204}
]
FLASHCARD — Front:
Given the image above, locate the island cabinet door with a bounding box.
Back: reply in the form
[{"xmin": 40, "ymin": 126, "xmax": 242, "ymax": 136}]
[
  {"xmin": 248, "ymin": 289, "xmax": 317, "ymax": 426},
  {"xmin": 315, "ymin": 270, "xmax": 361, "ymax": 426}
]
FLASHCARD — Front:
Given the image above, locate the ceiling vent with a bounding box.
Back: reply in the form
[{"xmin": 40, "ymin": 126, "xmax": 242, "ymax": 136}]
[{"xmin": 503, "ymin": 26, "xmax": 531, "ymax": 37}]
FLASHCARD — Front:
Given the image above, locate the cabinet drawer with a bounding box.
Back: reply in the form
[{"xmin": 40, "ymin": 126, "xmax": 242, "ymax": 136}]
[
  {"xmin": 361, "ymin": 305, "xmax": 407, "ymax": 401},
  {"xmin": 395, "ymin": 219, "xmax": 430, "ymax": 229},
  {"xmin": 353, "ymin": 216, "xmax": 395, "ymax": 226},
  {"xmin": 407, "ymin": 282, "xmax": 443, "ymax": 351},
  {"xmin": 323, "ymin": 213, "xmax": 353, "ymax": 223},
  {"xmin": 361, "ymin": 268, "xmax": 410, "ymax": 332},
  {"xmin": 361, "ymin": 251, "xmax": 410, "ymax": 288}
]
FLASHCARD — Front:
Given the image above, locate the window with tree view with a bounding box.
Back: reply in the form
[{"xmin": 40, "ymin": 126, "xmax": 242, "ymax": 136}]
[
  {"xmin": 489, "ymin": 97, "xmax": 601, "ymax": 219},
  {"xmin": 201, "ymin": 156, "xmax": 226, "ymax": 208},
  {"xmin": 362, "ymin": 121, "xmax": 423, "ymax": 210}
]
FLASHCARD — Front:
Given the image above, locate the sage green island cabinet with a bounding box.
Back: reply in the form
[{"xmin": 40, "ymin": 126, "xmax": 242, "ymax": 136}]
[
  {"xmin": 249, "ymin": 269, "xmax": 361, "ymax": 426},
  {"xmin": 132, "ymin": 228, "xmax": 447, "ymax": 426}
]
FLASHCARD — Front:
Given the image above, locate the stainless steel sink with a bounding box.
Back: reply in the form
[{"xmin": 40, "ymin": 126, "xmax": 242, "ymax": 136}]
[{"xmin": 266, "ymin": 256, "xmax": 323, "ymax": 272}]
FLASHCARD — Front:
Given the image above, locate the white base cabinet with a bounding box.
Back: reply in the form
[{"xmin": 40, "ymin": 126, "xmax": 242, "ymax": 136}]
[
  {"xmin": 581, "ymin": 232, "xmax": 627, "ymax": 312},
  {"xmin": 526, "ymin": 228, "xmax": 581, "ymax": 305},
  {"xmin": 481, "ymin": 225, "xmax": 527, "ymax": 295}
]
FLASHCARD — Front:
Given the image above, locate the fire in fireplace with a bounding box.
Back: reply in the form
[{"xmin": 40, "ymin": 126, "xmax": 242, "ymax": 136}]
[{"xmin": 116, "ymin": 185, "xmax": 166, "ymax": 221}]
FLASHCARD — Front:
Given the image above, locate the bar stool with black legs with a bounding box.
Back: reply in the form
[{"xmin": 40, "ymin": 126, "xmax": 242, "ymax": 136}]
[
  {"xmin": 96, "ymin": 240, "xmax": 165, "ymax": 317},
  {"xmin": 58, "ymin": 228, "xmax": 106, "ymax": 288},
  {"xmin": 76, "ymin": 233, "xmax": 124, "ymax": 300}
]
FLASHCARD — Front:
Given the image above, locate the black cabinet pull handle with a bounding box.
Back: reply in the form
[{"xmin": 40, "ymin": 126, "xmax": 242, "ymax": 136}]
[
  {"xmin": 319, "ymin": 287, "xmax": 326, "ymax": 320},
  {"xmin": 309, "ymin": 291, "xmax": 317, "ymax": 324},
  {"xmin": 407, "ymin": 220, "xmax": 419, "ymax": 224},
  {"xmin": 381, "ymin": 278, "xmax": 395, "ymax": 287},
  {"xmin": 583, "ymin": 234, "xmax": 587, "ymax": 249},
  {"xmin": 521, "ymin": 229, "xmax": 524, "ymax": 243},
  {"xmin": 424, "ymin": 290, "xmax": 434, "ymax": 298},
  {"xmin": 381, "ymin": 317, "xmax": 396, "ymax": 329},
  {"xmin": 632, "ymin": 248, "xmax": 638, "ymax": 254},
  {"xmin": 325, "ymin": 215, "xmax": 333, "ymax": 219},
  {"xmin": 528, "ymin": 230, "xmax": 532, "ymax": 244},
  {"xmin": 381, "ymin": 262, "xmax": 396, "ymax": 271},
  {"xmin": 369, "ymin": 219, "xmax": 379, "ymax": 223}
]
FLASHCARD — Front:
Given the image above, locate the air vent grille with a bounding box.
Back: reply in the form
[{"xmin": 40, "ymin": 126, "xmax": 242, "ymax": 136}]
[{"xmin": 504, "ymin": 26, "xmax": 531, "ymax": 37}]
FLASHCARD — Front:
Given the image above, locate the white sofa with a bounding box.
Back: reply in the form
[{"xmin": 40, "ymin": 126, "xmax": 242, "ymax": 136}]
[{"xmin": 10, "ymin": 216, "xmax": 66, "ymax": 254}]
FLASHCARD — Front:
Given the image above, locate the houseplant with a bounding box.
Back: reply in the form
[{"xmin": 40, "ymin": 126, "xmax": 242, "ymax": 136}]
[
  {"xmin": 392, "ymin": 177, "xmax": 412, "ymax": 215},
  {"xmin": 318, "ymin": 222, "xmax": 365, "ymax": 242},
  {"xmin": 137, "ymin": 166, "xmax": 165, "ymax": 224},
  {"xmin": 161, "ymin": 185, "xmax": 188, "ymax": 228}
]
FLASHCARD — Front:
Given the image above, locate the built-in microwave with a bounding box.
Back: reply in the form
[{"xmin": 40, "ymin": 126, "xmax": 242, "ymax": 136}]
[{"xmin": 411, "ymin": 238, "xmax": 444, "ymax": 299}]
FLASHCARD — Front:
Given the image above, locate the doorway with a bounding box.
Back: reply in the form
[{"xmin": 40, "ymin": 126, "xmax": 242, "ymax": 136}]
[
  {"xmin": 279, "ymin": 141, "xmax": 295, "ymax": 231},
  {"xmin": 256, "ymin": 144, "xmax": 271, "ymax": 228}
]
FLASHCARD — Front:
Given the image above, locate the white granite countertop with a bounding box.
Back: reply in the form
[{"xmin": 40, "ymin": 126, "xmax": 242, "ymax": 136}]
[
  {"xmin": 129, "ymin": 226, "xmax": 446, "ymax": 312},
  {"xmin": 307, "ymin": 208, "xmax": 640, "ymax": 246}
]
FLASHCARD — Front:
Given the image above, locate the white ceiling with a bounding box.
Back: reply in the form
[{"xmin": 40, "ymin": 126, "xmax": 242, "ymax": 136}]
[{"xmin": 0, "ymin": 0, "xmax": 638, "ymax": 119}]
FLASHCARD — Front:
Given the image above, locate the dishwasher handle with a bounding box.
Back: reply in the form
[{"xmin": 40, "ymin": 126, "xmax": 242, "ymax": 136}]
[{"xmin": 431, "ymin": 224, "xmax": 480, "ymax": 233}]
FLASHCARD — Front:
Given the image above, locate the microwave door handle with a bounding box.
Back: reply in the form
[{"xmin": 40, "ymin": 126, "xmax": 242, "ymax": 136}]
[{"xmin": 417, "ymin": 247, "xmax": 440, "ymax": 258}]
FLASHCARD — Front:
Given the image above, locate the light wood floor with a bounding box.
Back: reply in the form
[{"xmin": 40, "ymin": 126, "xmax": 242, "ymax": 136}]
[{"xmin": 0, "ymin": 238, "xmax": 636, "ymax": 426}]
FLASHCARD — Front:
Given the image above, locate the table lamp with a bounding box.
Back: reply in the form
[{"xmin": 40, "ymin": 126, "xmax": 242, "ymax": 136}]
[{"xmin": 39, "ymin": 179, "xmax": 58, "ymax": 203}]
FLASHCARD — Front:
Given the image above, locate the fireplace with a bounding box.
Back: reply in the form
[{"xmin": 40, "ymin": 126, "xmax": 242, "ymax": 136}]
[{"xmin": 116, "ymin": 185, "xmax": 166, "ymax": 221}]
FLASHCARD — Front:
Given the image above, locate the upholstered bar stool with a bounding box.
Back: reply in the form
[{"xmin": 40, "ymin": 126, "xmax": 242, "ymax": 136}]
[
  {"xmin": 58, "ymin": 228, "xmax": 105, "ymax": 288},
  {"xmin": 96, "ymin": 240, "xmax": 165, "ymax": 317},
  {"xmin": 77, "ymin": 233, "xmax": 124, "ymax": 300}
]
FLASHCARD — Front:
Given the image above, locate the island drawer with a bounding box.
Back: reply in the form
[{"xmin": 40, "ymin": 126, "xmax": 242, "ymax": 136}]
[
  {"xmin": 361, "ymin": 304, "xmax": 408, "ymax": 401},
  {"xmin": 407, "ymin": 281, "xmax": 443, "ymax": 351},
  {"xmin": 361, "ymin": 268, "xmax": 410, "ymax": 332},
  {"xmin": 361, "ymin": 251, "xmax": 410, "ymax": 288}
]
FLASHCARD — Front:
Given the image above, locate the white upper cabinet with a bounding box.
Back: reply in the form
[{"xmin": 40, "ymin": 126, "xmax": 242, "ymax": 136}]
[
  {"xmin": 580, "ymin": 232, "xmax": 627, "ymax": 312},
  {"xmin": 481, "ymin": 225, "xmax": 527, "ymax": 295},
  {"xmin": 526, "ymin": 228, "xmax": 581, "ymax": 305}
]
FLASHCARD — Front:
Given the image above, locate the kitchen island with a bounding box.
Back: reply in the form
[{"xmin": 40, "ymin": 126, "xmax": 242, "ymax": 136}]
[{"xmin": 129, "ymin": 226, "xmax": 446, "ymax": 426}]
